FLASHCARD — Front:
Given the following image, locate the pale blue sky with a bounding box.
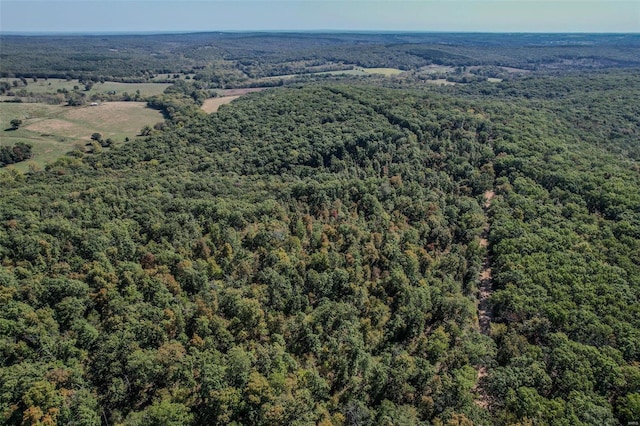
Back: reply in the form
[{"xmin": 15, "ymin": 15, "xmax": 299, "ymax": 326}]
[{"xmin": 1, "ymin": 0, "xmax": 638, "ymax": 33}]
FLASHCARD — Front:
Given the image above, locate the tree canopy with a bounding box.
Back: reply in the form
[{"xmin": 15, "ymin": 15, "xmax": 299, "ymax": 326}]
[{"xmin": 0, "ymin": 35, "xmax": 639, "ymax": 425}]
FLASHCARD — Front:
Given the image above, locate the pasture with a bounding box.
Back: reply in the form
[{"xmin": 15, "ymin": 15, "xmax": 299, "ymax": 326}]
[
  {"xmin": 202, "ymin": 89, "xmax": 266, "ymax": 113},
  {"xmin": 420, "ymin": 65, "xmax": 456, "ymax": 74},
  {"xmin": 319, "ymin": 67, "xmax": 404, "ymax": 77},
  {"xmin": 261, "ymin": 67, "xmax": 405, "ymax": 81},
  {"xmin": 426, "ymin": 79, "xmax": 458, "ymax": 86},
  {"xmin": 0, "ymin": 101, "xmax": 164, "ymax": 171},
  {"xmin": 201, "ymin": 96, "xmax": 241, "ymax": 113},
  {"xmin": 359, "ymin": 67, "xmax": 405, "ymax": 76},
  {"xmin": 1, "ymin": 78, "xmax": 171, "ymax": 98}
]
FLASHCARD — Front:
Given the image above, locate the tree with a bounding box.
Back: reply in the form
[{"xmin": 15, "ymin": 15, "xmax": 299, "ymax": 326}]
[
  {"xmin": 67, "ymin": 92, "xmax": 86, "ymax": 106},
  {"xmin": 617, "ymin": 393, "xmax": 640, "ymax": 424},
  {"xmin": 10, "ymin": 119, "xmax": 22, "ymax": 130},
  {"xmin": 91, "ymin": 133, "xmax": 103, "ymax": 143},
  {"xmin": 125, "ymin": 400, "xmax": 193, "ymax": 426},
  {"xmin": 139, "ymin": 125, "xmax": 153, "ymax": 136},
  {"xmin": 1, "ymin": 142, "xmax": 32, "ymax": 166}
]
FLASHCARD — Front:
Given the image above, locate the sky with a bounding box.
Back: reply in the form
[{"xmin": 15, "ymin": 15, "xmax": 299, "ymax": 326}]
[{"xmin": 1, "ymin": 0, "xmax": 638, "ymax": 34}]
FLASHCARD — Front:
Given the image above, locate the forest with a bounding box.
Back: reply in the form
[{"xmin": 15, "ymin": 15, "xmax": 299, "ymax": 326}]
[
  {"xmin": 2, "ymin": 32, "xmax": 639, "ymax": 83},
  {"xmin": 0, "ymin": 142, "xmax": 33, "ymax": 167},
  {"xmin": 0, "ymin": 33, "xmax": 639, "ymax": 425}
]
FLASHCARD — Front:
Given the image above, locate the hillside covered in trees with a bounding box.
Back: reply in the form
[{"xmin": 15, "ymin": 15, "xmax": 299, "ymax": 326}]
[
  {"xmin": 2, "ymin": 32, "xmax": 639, "ymax": 85},
  {"xmin": 0, "ymin": 33, "xmax": 639, "ymax": 425}
]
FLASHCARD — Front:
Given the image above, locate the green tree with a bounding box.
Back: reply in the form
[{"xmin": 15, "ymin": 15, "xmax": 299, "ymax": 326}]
[
  {"xmin": 125, "ymin": 400, "xmax": 194, "ymax": 426},
  {"xmin": 617, "ymin": 393, "xmax": 640, "ymax": 425},
  {"xmin": 9, "ymin": 118, "xmax": 22, "ymax": 130}
]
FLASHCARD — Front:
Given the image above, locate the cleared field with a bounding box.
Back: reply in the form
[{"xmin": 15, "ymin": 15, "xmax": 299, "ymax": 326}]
[
  {"xmin": 201, "ymin": 96, "xmax": 241, "ymax": 113},
  {"xmin": 320, "ymin": 67, "xmax": 404, "ymax": 76},
  {"xmin": 203, "ymin": 89, "xmax": 267, "ymax": 112},
  {"xmin": 361, "ymin": 67, "xmax": 405, "ymax": 76},
  {"xmin": 426, "ymin": 79, "xmax": 457, "ymax": 86},
  {"xmin": 89, "ymin": 81, "xmax": 171, "ymax": 97},
  {"xmin": 420, "ymin": 65, "xmax": 456, "ymax": 74},
  {"xmin": 0, "ymin": 101, "xmax": 164, "ymax": 171},
  {"xmin": 219, "ymin": 88, "xmax": 266, "ymax": 96},
  {"xmin": 499, "ymin": 66, "xmax": 530, "ymax": 73},
  {"xmin": 262, "ymin": 67, "xmax": 405, "ymax": 80},
  {"xmin": 0, "ymin": 78, "xmax": 171, "ymax": 97}
]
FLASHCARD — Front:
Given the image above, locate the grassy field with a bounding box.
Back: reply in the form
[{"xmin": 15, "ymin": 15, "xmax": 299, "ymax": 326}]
[
  {"xmin": 419, "ymin": 65, "xmax": 456, "ymax": 74},
  {"xmin": 0, "ymin": 101, "xmax": 164, "ymax": 171},
  {"xmin": 201, "ymin": 96, "xmax": 241, "ymax": 113},
  {"xmin": 425, "ymin": 79, "xmax": 457, "ymax": 86},
  {"xmin": 360, "ymin": 67, "xmax": 405, "ymax": 76},
  {"xmin": 314, "ymin": 67, "xmax": 405, "ymax": 77},
  {"xmin": 202, "ymin": 89, "xmax": 269, "ymax": 112},
  {"xmin": 318, "ymin": 67, "xmax": 405, "ymax": 76},
  {"xmin": 1, "ymin": 78, "xmax": 171, "ymax": 97},
  {"xmin": 262, "ymin": 67, "xmax": 405, "ymax": 81}
]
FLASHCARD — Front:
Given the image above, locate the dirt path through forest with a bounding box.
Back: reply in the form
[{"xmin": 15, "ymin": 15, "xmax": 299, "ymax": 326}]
[
  {"xmin": 477, "ymin": 189, "xmax": 495, "ymax": 335},
  {"xmin": 473, "ymin": 189, "xmax": 495, "ymax": 409}
]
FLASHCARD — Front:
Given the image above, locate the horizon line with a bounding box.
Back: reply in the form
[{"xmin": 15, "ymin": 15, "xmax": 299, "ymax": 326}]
[{"xmin": 2, "ymin": 29, "xmax": 639, "ymax": 37}]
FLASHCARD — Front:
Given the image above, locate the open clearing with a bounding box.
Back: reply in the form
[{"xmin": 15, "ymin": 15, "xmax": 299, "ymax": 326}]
[
  {"xmin": 360, "ymin": 67, "xmax": 404, "ymax": 76},
  {"xmin": 262, "ymin": 67, "xmax": 404, "ymax": 80},
  {"xmin": 203, "ymin": 88, "xmax": 267, "ymax": 112},
  {"xmin": 201, "ymin": 96, "xmax": 241, "ymax": 113},
  {"xmin": 1, "ymin": 78, "xmax": 171, "ymax": 97},
  {"xmin": 425, "ymin": 79, "xmax": 457, "ymax": 86},
  {"xmin": 1, "ymin": 101, "xmax": 164, "ymax": 171},
  {"xmin": 499, "ymin": 66, "xmax": 530, "ymax": 74},
  {"xmin": 420, "ymin": 65, "xmax": 456, "ymax": 74},
  {"xmin": 218, "ymin": 88, "xmax": 266, "ymax": 96},
  {"xmin": 321, "ymin": 67, "xmax": 404, "ymax": 77}
]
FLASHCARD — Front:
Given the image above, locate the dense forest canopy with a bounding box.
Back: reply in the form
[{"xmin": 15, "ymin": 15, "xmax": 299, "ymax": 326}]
[{"xmin": 0, "ymin": 32, "xmax": 639, "ymax": 425}]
